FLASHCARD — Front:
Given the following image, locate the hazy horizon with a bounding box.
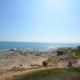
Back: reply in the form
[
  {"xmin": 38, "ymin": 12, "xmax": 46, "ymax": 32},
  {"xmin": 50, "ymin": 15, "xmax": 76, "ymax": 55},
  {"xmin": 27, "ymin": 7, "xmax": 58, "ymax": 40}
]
[
  {"xmin": 0, "ymin": 41, "xmax": 80, "ymax": 44},
  {"xmin": 0, "ymin": 0, "xmax": 80, "ymax": 43}
]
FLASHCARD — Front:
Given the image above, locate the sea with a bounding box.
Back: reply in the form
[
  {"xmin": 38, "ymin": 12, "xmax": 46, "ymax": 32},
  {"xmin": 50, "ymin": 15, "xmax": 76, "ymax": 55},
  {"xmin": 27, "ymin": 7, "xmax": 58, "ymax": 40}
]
[{"xmin": 0, "ymin": 41, "xmax": 80, "ymax": 51}]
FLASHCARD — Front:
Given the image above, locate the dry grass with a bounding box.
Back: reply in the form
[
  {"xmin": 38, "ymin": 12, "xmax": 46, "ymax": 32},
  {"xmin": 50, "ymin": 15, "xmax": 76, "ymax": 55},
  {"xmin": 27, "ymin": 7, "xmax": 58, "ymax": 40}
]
[{"xmin": 10, "ymin": 68, "xmax": 80, "ymax": 80}]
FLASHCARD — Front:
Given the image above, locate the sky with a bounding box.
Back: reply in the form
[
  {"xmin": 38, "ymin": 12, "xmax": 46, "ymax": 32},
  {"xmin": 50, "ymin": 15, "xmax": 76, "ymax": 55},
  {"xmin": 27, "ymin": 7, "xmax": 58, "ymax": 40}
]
[{"xmin": 0, "ymin": 0, "xmax": 80, "ymax": 42}]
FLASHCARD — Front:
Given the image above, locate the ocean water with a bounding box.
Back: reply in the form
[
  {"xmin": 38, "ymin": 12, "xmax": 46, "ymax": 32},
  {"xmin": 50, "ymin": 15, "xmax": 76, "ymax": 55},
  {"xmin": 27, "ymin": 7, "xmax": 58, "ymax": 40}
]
[{"xmin": 0, "ymin": 41, "xmax": 80, "ymax": 50}]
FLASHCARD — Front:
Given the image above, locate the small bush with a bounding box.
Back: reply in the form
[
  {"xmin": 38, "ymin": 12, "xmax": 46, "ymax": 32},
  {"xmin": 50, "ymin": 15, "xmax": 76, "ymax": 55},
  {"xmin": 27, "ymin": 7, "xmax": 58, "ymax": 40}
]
[{"xmin": 42, "ymin": 61, "xmax": 48, "ymax": 67}]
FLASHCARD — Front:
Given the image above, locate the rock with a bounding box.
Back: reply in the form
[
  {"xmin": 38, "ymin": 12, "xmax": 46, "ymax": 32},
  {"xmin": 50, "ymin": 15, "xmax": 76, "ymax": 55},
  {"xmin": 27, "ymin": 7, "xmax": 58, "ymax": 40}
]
[
  {"xmin": 42, "ymin": 61, "xmax": 48, "ymax": 67},
  {"xmin": 68, "ymin": 61, "xmax": 72, "ymax": 67},
  {"xmin": 77, "ymin": 46, "xmax": 80, "ymax": 50},
  {"xmin": 57, "ymin": 61, "xmax": 69, "ymax": 68},
  {"xmin": 77, "ymin": 59, "xmax": 80, "ymax": 67},
  {"xmin": 56, "ymin": 51, "xmax": 66, "ymax": 55}
]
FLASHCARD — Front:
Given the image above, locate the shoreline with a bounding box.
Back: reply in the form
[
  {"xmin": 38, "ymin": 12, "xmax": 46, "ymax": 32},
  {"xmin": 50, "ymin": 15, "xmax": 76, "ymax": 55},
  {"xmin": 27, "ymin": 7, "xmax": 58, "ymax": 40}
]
[
  {"xmin": 0, "ymin": 41, "xmax": 80, "ymax": 51},
  {"xmin": 0, "ymin": 46, "xmax": 77, "ymax": 52}
]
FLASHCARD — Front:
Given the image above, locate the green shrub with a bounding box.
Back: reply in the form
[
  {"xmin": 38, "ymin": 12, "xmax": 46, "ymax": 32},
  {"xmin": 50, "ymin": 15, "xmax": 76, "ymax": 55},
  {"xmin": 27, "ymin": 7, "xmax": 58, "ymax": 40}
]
[{"xmin": 70, "ymin": 50, "xmax": 80, "ymax": 58}]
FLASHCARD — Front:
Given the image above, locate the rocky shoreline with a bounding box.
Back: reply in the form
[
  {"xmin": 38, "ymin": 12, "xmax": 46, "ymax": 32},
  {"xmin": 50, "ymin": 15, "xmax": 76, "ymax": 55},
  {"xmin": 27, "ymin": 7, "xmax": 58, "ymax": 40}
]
[{"xmin": 0, "ymin": 46, "xmax": 80, "ymax": 79}]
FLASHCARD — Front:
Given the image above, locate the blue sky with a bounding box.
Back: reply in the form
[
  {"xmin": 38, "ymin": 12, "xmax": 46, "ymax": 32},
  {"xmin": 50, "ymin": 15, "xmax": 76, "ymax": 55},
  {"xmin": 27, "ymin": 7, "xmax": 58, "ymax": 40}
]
[{"xmin": 0, "ymin": 0, "xmax": 80, "ymax": 42}]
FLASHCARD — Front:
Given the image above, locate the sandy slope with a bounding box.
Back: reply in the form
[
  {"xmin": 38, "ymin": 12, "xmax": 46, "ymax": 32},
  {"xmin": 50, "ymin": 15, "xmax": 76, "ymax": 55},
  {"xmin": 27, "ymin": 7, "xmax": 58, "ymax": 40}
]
[
  {"xmin": 0, "ymin": 67, "xmax": 57, "ymax": 80},
  {"xmin": 0, "ymin": 48, "xmax": 79, "ymax": 80}
]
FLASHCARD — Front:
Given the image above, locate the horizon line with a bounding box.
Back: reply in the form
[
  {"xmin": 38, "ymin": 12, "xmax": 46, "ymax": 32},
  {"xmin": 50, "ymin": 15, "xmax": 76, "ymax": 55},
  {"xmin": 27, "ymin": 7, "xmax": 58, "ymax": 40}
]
[{"xmin": 0, "ymin": 40, "xmax": 80, "ymax": 44}]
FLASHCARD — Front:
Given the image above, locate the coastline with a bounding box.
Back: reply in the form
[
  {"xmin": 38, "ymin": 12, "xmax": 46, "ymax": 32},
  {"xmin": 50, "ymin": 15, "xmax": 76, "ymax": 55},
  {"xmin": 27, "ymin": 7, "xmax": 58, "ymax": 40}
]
[
  {"xmin": 0, "ymin": 41, "xmax": 80, "ymax": 51},
  {"xmin": 0, "ymin": 46, "xmax": 80, "ymax": 79}
]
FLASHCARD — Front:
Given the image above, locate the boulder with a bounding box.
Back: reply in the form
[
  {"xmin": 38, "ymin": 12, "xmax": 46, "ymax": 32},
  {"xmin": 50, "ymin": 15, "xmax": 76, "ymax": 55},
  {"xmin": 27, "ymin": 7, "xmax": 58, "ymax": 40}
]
[{"xmin": 42, "ymin": 61, "xmax": 48, "ymax": 67}]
